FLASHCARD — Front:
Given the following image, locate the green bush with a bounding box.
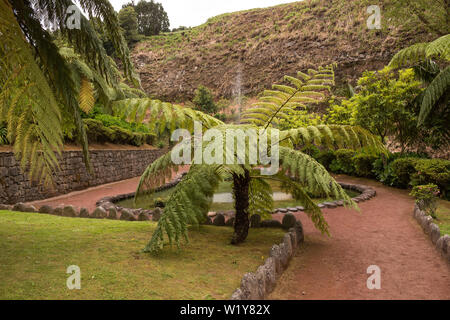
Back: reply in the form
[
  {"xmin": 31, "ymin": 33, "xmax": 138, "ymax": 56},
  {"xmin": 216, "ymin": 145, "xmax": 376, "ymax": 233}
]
[
  {"xmin": 329, "ymin": 149, "xmax": 355, "ymax": 174},
  {"xmin": 390, "ymin": 158, "xmax": 418, "ymax": 188},
  {"xmin": 353, "ymin": 153, "xmax": 378, "ymax": 177},
  {"xmin": 411, "ymin": 159, "xmax": 450, "ymax": 199},
  {"xmin": 84, "ymin": 120, "xmax": 155, "ymax": 147},
  {"xmin": 410, "ymin": 184, "xmax": 440, "ymax": 218},
  {"xmin": 193, "ymin": 85, "xmax": 217, "ymax": 114},
  {"xmin": 84, "ymin": 119, "xmax": 115, "ymax": 143},
  {"xmin": 110, "ymin": 125, "xmax": 134, "ymax": 145},
  {"xmin": 316, "ymin": 150, "xmax": 336, "ymax": 170}
]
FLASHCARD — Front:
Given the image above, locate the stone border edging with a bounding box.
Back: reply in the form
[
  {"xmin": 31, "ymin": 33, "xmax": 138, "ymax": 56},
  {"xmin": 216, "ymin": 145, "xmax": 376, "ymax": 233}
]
[
  {"xmin": 271, "ymin": 182, "xmax": 376, "ymax": 214},
  {"xmin": 230, "ymin": 220, "xmax": 305, "ymax": 300},
  {"xmin": 413, "ymin": 204, "xmax": 450, "ymax": 262}
]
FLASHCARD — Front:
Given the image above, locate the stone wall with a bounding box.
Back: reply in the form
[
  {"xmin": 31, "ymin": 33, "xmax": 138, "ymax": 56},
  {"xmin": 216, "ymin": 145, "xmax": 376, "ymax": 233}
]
[{"xmin": 0, "ymin": 149, "xmax": 164, "ymax": 204}]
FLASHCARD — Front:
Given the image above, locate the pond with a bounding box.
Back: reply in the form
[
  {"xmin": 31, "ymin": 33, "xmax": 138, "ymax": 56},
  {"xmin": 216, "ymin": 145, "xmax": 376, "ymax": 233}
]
[{"xmin": 116, "ymin": 180, "xmax": 360, "ymax": 212}]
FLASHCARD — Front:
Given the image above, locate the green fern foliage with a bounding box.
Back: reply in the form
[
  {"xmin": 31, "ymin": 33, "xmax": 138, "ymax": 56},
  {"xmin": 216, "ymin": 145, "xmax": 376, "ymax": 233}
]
[
  {"xmin": 241, "ymin": 64, "xmax": 335, "ymax": 127},
  {"xmin": 389, "ymin": 35, "xmax": 450, "ymax": 69},
  {"xmin": 112, "ymin": 98, "xmax": 224, "ymax": 135},
  {"xmin": 143, "ymin": 165, "xmax": 223, "ymax": 253},
  {"xmin": 0, "ymin": 1, "xmax": 63, "ymax": 185},
  {"xmin": 419, "ymin": 65, "xmax": 450, "ymax": 124}
]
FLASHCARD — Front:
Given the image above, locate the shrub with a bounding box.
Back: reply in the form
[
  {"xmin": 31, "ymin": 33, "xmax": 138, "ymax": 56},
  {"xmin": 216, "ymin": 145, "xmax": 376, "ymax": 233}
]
[
  {"xmin": 193, "ymin": 85, "xmax": 217, "ymax": 114},
  {"xmin": 110, "ymin": 125, "xmax": 134, "ymax": 144},
  {"xmin": 0, "ymin": 124, "xmax": 8, "ymax": 145},
  {"xmin": 410, "ymin": 184, "xmax": 440, "ymax": 218},
  {"xmin": 83, "ymin": 120, "xmax": 155, "ymax": 147},
  {"xmin": 329, "ymin": 149, "xmax": 355, "ymax": 174},
  {"xmin": 390, "ymin": 158, "xmax": 418, "ymax": 188},
  {"xmin": 84, "ymin": 119, "xmax": 115, "ymax": 143},
  {"xmin": 411, "ymin": 159, "xmax": 450, "ymax": 199},
  {"xmin": 316, "ymin": 150, "xmax": 336, "ymax": 170},
  {"xmin": 352, "ymin": 153, "xmax": 378, "ymax": 177}
]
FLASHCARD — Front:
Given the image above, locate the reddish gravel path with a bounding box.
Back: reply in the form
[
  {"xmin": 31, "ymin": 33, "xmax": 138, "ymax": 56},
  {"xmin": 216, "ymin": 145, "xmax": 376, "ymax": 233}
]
[
  {"xmin": 29, "ymin": 177, "xmax": 142, "ymax": 212},
  {"xmin": 270, "ymin": 175, "xmax": 450, "ymax": 300},
  {"xmin": 29, "ymin": 173, "xmax": 449, "ymax": 299}
]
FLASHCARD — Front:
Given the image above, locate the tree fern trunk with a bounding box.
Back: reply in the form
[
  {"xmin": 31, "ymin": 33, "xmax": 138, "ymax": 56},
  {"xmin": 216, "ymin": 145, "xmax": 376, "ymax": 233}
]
[{"xmin": 231, "ymin": 169, "xmax": 250, "ymax": 245}]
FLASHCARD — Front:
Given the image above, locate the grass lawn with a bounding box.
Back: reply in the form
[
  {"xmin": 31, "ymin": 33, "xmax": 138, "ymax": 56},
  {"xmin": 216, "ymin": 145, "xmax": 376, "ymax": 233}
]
[
  {"xmin": 119, "ymin": 180, "xmax": 360, "ymax": 211},
  {"xmin": 0, "ymin": 210, "xmax": 285, "ymax": 300},
  {"xmin": 435, "ymin": 200, "xmax": 450, "ymax": 236}
]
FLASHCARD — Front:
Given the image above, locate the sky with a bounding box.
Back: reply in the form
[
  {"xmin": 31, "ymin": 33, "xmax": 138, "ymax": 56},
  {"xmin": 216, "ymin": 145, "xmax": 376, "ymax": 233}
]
[{"xmin": 109, "ymin": 0, "xmax": 299, "ymax": 29}]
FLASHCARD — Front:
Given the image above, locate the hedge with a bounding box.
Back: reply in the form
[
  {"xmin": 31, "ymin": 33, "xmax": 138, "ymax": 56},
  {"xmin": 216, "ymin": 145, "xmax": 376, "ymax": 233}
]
[
  {"xmin": 311, "ymin": 148, "xmax": 450, "ymax": 200},
  {"xmin": 83, "ymin": 119, "xmax": 155, "ymax": 147}
]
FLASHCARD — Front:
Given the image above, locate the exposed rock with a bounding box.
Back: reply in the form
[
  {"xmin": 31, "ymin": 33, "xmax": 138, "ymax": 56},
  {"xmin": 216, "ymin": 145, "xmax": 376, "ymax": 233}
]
[
  {"xmin": 63, "ymin": 205, "xmax": 78, "ymax": 217},
  {"xmin": 240, "ymin": 273, "xmax": 259, "ymax": 300},
  {"xmin": 430, "ymin": 224, "xmax": 441, "ymax": 244},
  {"xmin": 269, "ymin": 244, "xmax": 282, "ymax": 277},
  {"xmin": 260, "ymin": 220, "xmax": 282, "ymax": 229},
  {"xmin": 230, "ymin": 288, "xmax": 244, "ymax": 300},
  {"xmin": 288, "ymin": 228, "xmax": 298, "ymax": 251},
  {"xmin": 53, "ymin": 207, "xmax": 63, "ymax": 216},
  {"xmin": 138, "ymin": 211, "xmax": 151, "ymax": 221},
  {"xmin": 294, "ymin": 221, "xmax": 305, "ymax": 244},
  {"xmin": 436, "ymin": 235, "xmax": 450, "ymax": 254},
  {"xmin": 255, "ymin": 266, "xmax": 266, "ymax": 299},
  {"xmin": 213, "ymin": 213, "xmax": 226, "ymax": 226},
  {"xmin": 250, "ymin": 214, "xmax": 261, "ymax": 228},
  {"xmin": 283, "ymin": 234, "xmax": 293, "ymax": 259},
  {"xmin": 12, "ymin": 203, "xmax": 27, "ymax": 212},
  {"xmin": 39, "ymin": 205, "xmax": 54, "ymax": 214},
  {"xmin": 92, "ymin": 207, "xmax": 107, "ymax": 219},
  {"xmin": 152, "ymin": 208, "xmax": 162, "ymax": 222},
  {"xmin": 282, "ymin": 213, "xmax": 296, "ymax": 230},
  {"xmin": 262, "ymin": 257, "xmax": 277, "ymax": 294},
  {"xmin": 323, "ymin": 202, "xmax": 337, "ymax": 208},
  {"xmin": 0, "ymin": 204, "xmax": 13, "ymax": 210},
  {"xmin": 108, "ymin": 208, "xmax": 118, "ymax": 220},
  {"xmin": 120, "ymin": 209, "xmax": 134, "ymax": 221},
  {"xmin": 79, "ymin": 208, "xmax": 90, "ymax": 218},
  {"xmin": 278, "ymin": 243, "xmax": 289, "ymax": 269}
]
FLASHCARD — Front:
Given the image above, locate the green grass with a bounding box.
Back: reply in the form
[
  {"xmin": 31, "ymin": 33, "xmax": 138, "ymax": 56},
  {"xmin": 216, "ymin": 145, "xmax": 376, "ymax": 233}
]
[
  {"xmin": 0, "ymin": 211, "xmax": 284, "ymax": 300},
  {"xmin": 435, "ymin": 200, "xmax": 450, "ymax": 236},
  {"xmin": 118, "ymin": 180, "xmax": 360, "ymax": 212}
]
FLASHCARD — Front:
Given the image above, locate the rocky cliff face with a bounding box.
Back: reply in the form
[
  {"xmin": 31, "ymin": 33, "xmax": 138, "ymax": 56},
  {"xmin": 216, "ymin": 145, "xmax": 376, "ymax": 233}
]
[{"xmin": 132, "ymin": 0, "xmax": 438, "ymax": 101}]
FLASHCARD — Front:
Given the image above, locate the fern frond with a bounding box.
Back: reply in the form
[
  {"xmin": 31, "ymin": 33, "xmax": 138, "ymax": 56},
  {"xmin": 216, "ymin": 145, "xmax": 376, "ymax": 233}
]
[
  {"xmin": 418, "ymin": 65, "xmax": 450, "ymax": 125},
  {"xmin": 242, "ymin": 64, "xmax": 335, "ymax": 128},
  {"xmin": 78, "ymin": 77, "xmax": 95, "ymax": 113},
  {"xmin": 143, "ymin": 165, "xmax": 223, "ymax": 253}
]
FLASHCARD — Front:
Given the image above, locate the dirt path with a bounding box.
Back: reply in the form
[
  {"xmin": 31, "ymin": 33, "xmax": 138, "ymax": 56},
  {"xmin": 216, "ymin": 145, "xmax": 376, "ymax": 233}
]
[{"xmin": 270, "ymin": 175, "xmax": 450, "ymax": 300}]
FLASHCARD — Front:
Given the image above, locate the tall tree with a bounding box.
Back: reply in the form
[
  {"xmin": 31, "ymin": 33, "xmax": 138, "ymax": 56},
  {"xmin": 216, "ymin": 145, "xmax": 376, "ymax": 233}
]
[
  {"xmin": 124, "ymin": 0, "xmax": 170, "ymax": 36},
  {"xmin": 118, "ymin": 6, "xmax": 140, "ymax": 46}
]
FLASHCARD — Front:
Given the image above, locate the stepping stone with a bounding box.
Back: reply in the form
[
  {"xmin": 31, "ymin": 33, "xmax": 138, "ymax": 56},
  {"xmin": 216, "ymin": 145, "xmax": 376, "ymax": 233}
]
[
  {"xmin": 288, "ymin": 208, "xmax": 298, "ymax": 213},
  {"xmin": 335, "ymin": 201, "xmax": 344, "ymax": 207},
  {"xmin": 317, "ymin": 204, "xmax": 326, "ymax": 209},
  {"xmin": 296, "ymin": 206, "xmax": 305, "ymax": 211},
  {"xmin": 278, "ymin": 208, "xmax": 288, "ymax": 213},
  {"xmin": 323, "ymin": 202, "xmax": 337, "ymax": 208}
]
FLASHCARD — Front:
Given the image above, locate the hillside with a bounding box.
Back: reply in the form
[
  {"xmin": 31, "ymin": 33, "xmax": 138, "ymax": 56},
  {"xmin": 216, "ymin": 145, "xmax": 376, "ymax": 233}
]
[{"xmin": 132, "ymin": 0, "xmax": 442, "ymax": 101}]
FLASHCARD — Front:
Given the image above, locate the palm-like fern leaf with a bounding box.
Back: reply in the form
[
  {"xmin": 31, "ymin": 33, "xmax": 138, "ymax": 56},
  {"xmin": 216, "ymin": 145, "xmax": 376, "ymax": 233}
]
[
  {"xmin": 0, "ymin": 1, "xmax": 63, "ymax": 184},
  {"xmin": 143, "ymin": 165, "xmax": 223, "ymax": 253},
  {"xmin": 112, "ymin": 98, "xmax": 224, "ymax": 136},
  {"xmin": 389, "ymin": 34, "xmax": 450, "ymax": 69},
  {"xmin": 241, "ymin": 64, "xmax": 335, "ymax": 128},
  {"xmin": 419, "ymin": 65, "xmax": 450, "ymax": 125}
]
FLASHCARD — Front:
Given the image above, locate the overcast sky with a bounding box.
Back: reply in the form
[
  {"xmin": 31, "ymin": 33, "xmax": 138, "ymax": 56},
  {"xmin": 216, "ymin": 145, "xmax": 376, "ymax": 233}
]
[{"xmin": 109, "ymin": 0, "xmax": 299, "ymax": 29}]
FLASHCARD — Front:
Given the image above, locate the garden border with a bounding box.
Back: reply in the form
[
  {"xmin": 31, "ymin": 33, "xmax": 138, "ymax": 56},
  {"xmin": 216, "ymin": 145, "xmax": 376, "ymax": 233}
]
[{"xmin": 413, "ymin": 204, "xmax": 450, "ymax": 262}]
